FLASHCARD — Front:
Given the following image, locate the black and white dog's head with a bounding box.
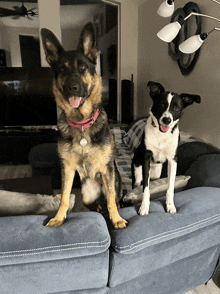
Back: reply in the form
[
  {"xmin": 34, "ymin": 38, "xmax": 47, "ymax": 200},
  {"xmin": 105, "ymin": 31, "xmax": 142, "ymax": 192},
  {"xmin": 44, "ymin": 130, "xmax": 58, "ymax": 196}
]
[{"xmin": 148, "ymin": 81, "xmax": 201, "ymax": 133}]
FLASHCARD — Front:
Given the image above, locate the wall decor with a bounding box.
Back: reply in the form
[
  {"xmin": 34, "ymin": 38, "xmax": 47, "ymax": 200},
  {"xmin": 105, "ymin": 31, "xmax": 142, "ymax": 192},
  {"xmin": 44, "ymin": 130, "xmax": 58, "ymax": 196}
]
[
  {"xmin": 157, "ymin": 0, "xmax": 220, "ymax": 75},
  {"xmin": 168, "ymin": 2, "xmax": 201, "ymax": 75}
]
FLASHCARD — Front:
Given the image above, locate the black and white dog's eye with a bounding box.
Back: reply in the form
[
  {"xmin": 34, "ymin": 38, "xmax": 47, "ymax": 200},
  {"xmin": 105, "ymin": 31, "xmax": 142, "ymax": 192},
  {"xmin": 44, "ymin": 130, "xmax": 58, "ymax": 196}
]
[{"xmin": 174, "ymin": 106, "xmax": 180, "ymax": 112}]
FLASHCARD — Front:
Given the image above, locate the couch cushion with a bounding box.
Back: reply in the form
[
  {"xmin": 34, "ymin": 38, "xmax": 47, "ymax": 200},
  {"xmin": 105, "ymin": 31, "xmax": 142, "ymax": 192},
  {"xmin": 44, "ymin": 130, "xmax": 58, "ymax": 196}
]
[
  {"xmin": 109, "ymin": 187, "xmax": 220, "ymax": 254},
  {"xmin": 185, "ymin": 153, "xmax": 220, "ymax": 189},
  {"xmin": 109, "ymin": 246, "xmax": 220, "ymax": 292},
  {"xmin": 28, "ymin": 143, "xmax": 60, "ymax": 167},
  {"xmin": 1, "ymin": 250, "xmax": 109, "ymax": 294},
  {"xmin": 108, "ymin": 187, "xmax": 220, "ymax": 288},
  {"xmin": 0, "ymin": 211, "xmax": 110, "ymax": 266},
  {"xmin": 176, "ymin": 141, "xmax": 220, "ymax": 176}
]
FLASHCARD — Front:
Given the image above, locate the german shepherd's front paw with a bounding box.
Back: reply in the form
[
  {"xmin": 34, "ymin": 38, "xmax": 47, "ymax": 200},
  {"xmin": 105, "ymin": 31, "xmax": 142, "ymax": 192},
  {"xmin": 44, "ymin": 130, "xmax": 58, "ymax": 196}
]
[
  {"xmin": 112, "ymin": 217, "xmax": 127, "ymax": 229},
  {"xmin": 46, "ymin": 217, "xmax": 65, "ymax": 227}
]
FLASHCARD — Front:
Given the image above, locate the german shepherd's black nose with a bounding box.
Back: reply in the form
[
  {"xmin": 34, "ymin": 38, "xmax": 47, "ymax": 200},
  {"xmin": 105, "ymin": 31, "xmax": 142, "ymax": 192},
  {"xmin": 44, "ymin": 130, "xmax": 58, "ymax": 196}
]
[
  {"xmin": 69, "ymin": 84, "xmax": 79, "ymax": 92},
  {"xmin": 67, "ymin": 77, "xmax": 85, "ymax": 97}
]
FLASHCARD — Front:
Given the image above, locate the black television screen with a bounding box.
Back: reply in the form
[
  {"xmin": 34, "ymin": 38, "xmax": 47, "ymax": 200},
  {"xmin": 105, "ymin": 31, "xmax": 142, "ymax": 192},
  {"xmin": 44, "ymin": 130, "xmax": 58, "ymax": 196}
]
[{"xmin": 0, "ymin": 68, "xmax": 57, "ymax": 128}]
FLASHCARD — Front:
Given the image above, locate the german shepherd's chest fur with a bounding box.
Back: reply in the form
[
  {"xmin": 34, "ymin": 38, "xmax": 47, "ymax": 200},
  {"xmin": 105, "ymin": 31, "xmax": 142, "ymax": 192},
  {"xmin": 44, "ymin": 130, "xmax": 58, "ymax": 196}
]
[{"xmin": 57, "ymin": 108, "xmax": 116, "ymax": 180}]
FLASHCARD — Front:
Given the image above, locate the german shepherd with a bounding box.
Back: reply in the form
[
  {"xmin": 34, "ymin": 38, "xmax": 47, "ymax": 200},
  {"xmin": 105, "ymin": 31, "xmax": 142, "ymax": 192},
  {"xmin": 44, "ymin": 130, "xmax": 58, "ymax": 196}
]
[{"xmin": 41, "ymin": 23, "xmax": 127, "ymax": 229}]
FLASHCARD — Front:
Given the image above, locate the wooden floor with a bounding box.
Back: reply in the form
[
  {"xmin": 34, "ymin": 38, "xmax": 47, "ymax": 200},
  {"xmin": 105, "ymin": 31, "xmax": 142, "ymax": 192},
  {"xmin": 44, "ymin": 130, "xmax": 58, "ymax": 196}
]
[{"xmin": 0, "ymin": 164, "xmax": 220, "ymax": 293}]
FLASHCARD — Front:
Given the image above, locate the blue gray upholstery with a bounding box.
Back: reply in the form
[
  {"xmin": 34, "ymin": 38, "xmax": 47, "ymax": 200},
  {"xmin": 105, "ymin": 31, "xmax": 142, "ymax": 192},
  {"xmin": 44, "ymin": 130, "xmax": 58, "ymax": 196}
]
[
  {"xmin": 185, "ymin": 154, "xmax": 220, "ymax": 189},
  {"xmin": 0, "ymin": 125, "xmax": 220, "ymax": 293},
  {"xmin": 0, "ymin": 212, "xmax": 110, "ymax": 293},
  {"xmin": 108, "ymin": 187, "xmax": 220, "ymax": 290}
]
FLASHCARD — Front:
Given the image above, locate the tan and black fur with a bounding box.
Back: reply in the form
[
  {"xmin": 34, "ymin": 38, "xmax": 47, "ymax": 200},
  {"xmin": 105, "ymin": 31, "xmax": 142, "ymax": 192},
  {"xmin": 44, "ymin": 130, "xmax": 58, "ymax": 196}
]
[{"xmin": 41, "ymin": 23, "xmax": 127, "ymax": 229}]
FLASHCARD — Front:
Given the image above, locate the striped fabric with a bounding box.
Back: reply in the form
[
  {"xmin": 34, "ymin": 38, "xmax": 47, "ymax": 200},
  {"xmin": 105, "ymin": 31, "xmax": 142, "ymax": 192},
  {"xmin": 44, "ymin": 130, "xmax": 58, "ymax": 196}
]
[
  {"xmin": 111, "ymin": 127, "xmax": 133, "ymax": 195},
  {"xmin": 122, "ymin": 118, "xmax": 148, "ymax": 152}
]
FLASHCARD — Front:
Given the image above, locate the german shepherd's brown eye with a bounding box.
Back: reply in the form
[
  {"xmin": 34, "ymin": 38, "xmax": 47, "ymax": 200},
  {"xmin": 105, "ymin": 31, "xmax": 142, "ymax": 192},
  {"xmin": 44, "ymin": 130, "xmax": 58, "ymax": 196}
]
[
  {"xmin": 57, "ymin": 65, "xmax": 67, "ymax": 74},
  {"xmin": 79, "ymin": 63, "xmax": 88, "ymax": 73}
]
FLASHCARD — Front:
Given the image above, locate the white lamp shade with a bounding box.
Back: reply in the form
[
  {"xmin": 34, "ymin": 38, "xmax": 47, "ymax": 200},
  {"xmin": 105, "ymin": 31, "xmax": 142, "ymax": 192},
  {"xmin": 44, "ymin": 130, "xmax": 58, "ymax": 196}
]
[
  {"xmin": 157, "ymin": 1, "xmax": 175, "ymax": 18},
  {"xmin": 179, "ymin": 35, "xmax": 204, "ymax": 54},
  {"xmin": 157, "ymin": 21, "xmax": 182, "ymax": 43}
]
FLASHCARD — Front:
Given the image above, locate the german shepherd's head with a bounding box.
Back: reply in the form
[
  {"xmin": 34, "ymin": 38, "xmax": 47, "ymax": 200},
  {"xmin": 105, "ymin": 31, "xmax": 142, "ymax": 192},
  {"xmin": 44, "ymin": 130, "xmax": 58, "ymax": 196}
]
[{"xmin": 41, "ymin": 23, "xmax": 102, "ymax": 119}]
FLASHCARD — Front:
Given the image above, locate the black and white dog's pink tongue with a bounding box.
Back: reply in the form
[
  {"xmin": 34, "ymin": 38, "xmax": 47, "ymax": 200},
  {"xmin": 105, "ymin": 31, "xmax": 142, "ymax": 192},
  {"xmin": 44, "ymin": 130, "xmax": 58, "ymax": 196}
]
[
  {"xmin": 160, "ymin": 125, "xmax": 169, "ymax": 132},
  {"xmin": 69, "ymin": 97, "xmax": 82, "ymax": 108}
]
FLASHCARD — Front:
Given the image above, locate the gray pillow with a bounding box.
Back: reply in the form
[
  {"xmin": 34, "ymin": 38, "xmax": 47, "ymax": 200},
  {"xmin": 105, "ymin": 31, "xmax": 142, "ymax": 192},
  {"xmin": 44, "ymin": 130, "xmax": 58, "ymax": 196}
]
[
  {"xmin": 123, "ymin": 175, "xmax": 191, "ymax": 205},
  {"xmin": 0, "ymin": 191, "xmax": 75, "ymax": 217}
]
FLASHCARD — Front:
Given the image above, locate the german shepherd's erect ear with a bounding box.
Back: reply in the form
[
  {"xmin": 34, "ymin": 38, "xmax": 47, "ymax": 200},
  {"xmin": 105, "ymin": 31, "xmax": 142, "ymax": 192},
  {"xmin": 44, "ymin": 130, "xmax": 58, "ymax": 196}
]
[
  {"xmin": 41, "ymin": 23, "xmax": 98, "ymax": 66},
  {"xmin": 77, "ymin": 22, "xmax": 99, "ymax": 62},
  {"xmin": 41, "ymin": 28, "xmax": 64, "ymax": 66}
]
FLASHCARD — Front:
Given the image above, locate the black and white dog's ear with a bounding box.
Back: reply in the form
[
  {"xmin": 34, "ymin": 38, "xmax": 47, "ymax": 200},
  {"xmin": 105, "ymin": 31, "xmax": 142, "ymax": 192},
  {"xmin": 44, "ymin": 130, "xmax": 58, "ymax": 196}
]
[
  {"xmin": 180, "ymin": 93, "xmax": 201, "ymax": 108},
  {"xmin": 147, "ymin": 81, "xmax": 165, "ymax": 99},
  {"xmin": 41, "ymin": 28, "xmax": 64, "ymax": 66},
  {"xmin": 77, "ymin": 22, "xmax": 99, "ymax": 62}
]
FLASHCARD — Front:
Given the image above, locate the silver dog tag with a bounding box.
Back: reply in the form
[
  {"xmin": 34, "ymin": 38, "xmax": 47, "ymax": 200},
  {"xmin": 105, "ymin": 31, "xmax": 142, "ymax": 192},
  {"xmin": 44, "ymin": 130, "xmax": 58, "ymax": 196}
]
[{"xmin": 80, "ymin": 138, "xmax": 87, "ymax": 147}]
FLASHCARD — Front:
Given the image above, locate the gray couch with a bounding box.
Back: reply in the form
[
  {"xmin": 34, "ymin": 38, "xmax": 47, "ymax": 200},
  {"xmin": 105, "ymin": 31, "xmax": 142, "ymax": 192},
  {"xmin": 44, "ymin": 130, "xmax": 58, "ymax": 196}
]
[{"xmin": 1, "ymin": 123, "xmax": 220, "ymax": 293}]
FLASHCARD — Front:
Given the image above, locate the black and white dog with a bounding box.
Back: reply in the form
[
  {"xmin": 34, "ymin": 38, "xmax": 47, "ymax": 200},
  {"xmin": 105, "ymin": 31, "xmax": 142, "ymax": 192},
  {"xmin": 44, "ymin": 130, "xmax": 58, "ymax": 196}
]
[{"xmin": 132, "ymin": 81, "xmax": 201, "ymax": 215}]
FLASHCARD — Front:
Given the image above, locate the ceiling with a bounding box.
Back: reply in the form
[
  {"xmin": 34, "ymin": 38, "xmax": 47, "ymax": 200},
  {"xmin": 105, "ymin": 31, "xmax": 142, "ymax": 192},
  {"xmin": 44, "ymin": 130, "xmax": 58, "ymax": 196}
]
[
  {"xmin": 0, "ymin": 0, "xmax": 37, "ymax": 2},
  {"xmin": 0, "ymin": 1, "xmax": 104, "ymax": 28},
  {"xmin": 0, "ymin": 0, "xmax": 101, "ymax": 4}
]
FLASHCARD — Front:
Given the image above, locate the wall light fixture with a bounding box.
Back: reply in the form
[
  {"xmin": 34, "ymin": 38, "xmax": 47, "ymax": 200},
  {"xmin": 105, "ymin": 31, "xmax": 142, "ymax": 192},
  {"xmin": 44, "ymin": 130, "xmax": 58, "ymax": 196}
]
[{"xmin": 157, "ymin": 0, "xmax": 220, "ymax": 53}]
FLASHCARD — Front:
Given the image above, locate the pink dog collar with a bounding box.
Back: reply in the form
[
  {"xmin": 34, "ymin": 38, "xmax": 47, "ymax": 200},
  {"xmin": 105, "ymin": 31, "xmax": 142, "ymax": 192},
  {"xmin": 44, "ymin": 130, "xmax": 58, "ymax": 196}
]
[{"xmin": 66, "ymin": 109, "xmax": 100, "ymax": 130}]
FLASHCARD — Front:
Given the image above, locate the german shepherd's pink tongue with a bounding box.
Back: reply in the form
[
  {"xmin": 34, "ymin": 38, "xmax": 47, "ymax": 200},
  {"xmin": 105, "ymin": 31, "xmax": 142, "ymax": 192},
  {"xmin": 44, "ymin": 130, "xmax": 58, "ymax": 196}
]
[{"xmin": 69, "ymin": 97, "xmax": 82, "ymax": 108}]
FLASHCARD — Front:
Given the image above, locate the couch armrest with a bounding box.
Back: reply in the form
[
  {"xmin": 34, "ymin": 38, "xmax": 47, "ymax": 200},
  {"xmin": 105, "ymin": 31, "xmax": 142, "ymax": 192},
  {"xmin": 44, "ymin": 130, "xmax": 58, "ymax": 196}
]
[{"xmin": 185, "ymin": 154, "xmax": 220, "ymax": 189}]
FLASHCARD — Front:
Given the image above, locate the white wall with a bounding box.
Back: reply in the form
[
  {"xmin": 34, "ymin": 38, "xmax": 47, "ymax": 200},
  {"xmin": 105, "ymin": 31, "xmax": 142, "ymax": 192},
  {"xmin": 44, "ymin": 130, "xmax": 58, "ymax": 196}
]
[
  {"xmin": 0, "ymin": 26, "xmax": 11, "ymax": 66},
  {"xmin": 137, "ymin": 0, "xmax": 220, "ymax": 148},
  {"xmin": 38, "ymin": 0, "xmax": 61, "ymax": 67},
  {"xmin": 116, "ymin": 0, "xmax": 139, "ymax": 115},
  {"xmin": 61, "ymin": 4, "xmax": 104, "ymax": 50}
]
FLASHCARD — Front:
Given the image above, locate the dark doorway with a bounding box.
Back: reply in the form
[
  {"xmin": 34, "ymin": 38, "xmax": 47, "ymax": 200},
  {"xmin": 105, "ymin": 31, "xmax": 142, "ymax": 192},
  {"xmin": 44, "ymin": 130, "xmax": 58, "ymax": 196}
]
[{"xmin": 19, "ymin": 35, "xmax": 41, "ymax": 68}]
